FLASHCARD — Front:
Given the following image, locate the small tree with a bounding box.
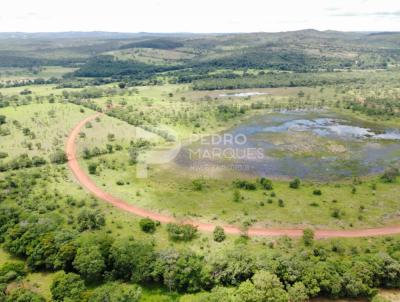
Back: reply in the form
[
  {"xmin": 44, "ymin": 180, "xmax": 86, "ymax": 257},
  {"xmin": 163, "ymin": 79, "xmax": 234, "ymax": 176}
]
[
  {"xmin": 260, "ymin": 177, "xmax": 273, "ymax": 190},
  {"xmin": 289, "ymin": 178, "xmax": 301, "ymax": 189},
  {"xmin": 233, "ymin": 190, "xmax": 241, "ymax": 202},
  {"xmin": 381, "ymin": 167, "xmax": 399, "ymax": 183},
  {"xmin": 166, "ymin": 223, "xmax": 198, "ymax": 242},
  {"xmin": 213, "ymin": 226, "xmax": 226, "ymax": 242},
  {"xmin": 302, "ymin": 228, "xmax": 314, "ymax": 246},
  {"xmin": 88, "ymin": 162, "xmax": 98, "ymax": 175},
  {"xmin": 139, "ymin": 218, "xmax": 156, "ymax": 233},
  {"xmin": 51, "ymin": 272, "xmax": 86, "ymax": 302},
  {"xmin": 50, "ymin": 150, "xmax": 68, "ymax": 164},
  {"xmin": 0, "ymin": 115, "xmax": 6, "ymax": 125}
]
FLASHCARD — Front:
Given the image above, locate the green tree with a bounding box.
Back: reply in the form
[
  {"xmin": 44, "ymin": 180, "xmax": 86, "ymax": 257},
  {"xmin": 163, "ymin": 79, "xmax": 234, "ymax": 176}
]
[
  {"xmin": 50, "ymin": 272, "xmax": 86, "ymax": 302},
  {"xmin": 213, "ymin": 226, "xmax": 226, "ymax": 242},
  {"xmin": 302, "ymin": 228, "xmax": 315, "ymax": 246},
  {"xmin": 139, "ymin": 218, "xmax": 156, "ymax": 233},
  {"xmin": 6, "ymin": 288, "xmax": 45, "ymax": 302},
  {"xmin": 109, "ymin": 240, "xmax": 155, "ymax": 282},
  {"xmin": 50, "ymin": 150, "xmax": 68, "ymax": 164},
  {"xmin": 287, "ymin": 282, "xmax": 309, "ymax": 302},
  {"xmin": 73, "ymin": 245, "xmax": 106, "ymax": 282},
  {"xmin": 289, "ymin": 178, "xmax": 301, "ymax": 189},
  {"xmin": 0, "ymin": 115, "xmax": 6, "ymax": 125}
]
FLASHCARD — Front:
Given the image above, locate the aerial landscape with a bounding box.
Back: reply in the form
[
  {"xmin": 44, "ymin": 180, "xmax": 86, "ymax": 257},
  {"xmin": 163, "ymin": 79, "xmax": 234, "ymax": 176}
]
[{"xmin": 2, "ymin": 1, "xmax": 400, "ymax": 301}]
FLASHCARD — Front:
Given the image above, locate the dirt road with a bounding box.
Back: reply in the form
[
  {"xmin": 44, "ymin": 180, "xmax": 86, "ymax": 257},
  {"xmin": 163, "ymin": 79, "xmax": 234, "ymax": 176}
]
[{"xmin": 66, "ymin": 114, "xmax": 400, "ymax": 239}]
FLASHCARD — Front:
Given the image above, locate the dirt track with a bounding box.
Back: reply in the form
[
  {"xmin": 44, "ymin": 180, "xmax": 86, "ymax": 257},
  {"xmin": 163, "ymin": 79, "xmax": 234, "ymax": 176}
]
[{"xmin": 66, "ymin": 114, "xmax": 400, "ymax": 239}]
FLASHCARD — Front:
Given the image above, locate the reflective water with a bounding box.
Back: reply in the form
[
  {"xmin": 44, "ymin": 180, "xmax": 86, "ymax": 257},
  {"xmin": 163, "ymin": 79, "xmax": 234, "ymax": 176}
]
[{"xmin": 175, "ymin": 112, "xmax": 400, "ymax": 180}]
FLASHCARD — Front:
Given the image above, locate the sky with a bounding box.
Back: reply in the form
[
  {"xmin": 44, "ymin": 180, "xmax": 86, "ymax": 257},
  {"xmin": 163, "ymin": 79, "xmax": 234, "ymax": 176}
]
[{"xmin": 1, "ymin": 0, "xmax": 400, "ymax": 33}]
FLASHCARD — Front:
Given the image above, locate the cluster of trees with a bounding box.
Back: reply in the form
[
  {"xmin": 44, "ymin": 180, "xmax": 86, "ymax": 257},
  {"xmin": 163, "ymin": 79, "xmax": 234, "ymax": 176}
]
[
  {"xmin": 73, "ymin": 55, "xmax": 175, "ymax": 78},
  {"xmin": 0, "ymin": 153, "xmax": 47, "ymax": 172},
  {"xmin": 2, "ymin": 167, "xmax": 400, "ymax": 301},
  {"xmin": 192, "ymin": 71, "xmax": 368, "ymax": 90}
]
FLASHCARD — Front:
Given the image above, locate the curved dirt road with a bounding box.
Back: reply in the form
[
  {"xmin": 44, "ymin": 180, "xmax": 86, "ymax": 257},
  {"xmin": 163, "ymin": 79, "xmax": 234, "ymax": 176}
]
[{"xmin": 66, "ymin": 114, "xmax": 400, "ymax": 239}]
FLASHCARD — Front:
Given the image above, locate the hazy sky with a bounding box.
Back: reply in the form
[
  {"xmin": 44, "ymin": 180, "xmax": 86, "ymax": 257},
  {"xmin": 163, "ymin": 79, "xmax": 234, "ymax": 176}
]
[{"xmin": 1, "ymin": 0, "xmax": 400, "ymax": 33}]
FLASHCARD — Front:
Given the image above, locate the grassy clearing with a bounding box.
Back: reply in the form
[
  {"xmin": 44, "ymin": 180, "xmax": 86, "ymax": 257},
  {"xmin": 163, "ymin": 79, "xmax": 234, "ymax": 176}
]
[{"xmin": 0, "ymin": 102, "xmax": 93, "ymax": 159}]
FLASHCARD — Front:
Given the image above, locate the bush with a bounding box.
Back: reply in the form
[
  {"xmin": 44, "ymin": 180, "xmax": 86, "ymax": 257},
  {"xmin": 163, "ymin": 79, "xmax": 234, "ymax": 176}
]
[
  {"xmin": 0, "ymin": 262, "xmax": 25, "ymax": 283},
  {"xmin": 166, "ymin": 223, "xmax": 198, "ymax": 242},
  {"xmin": 0, "ymin": 115, "xmax": 6, "ymax": 125},
  {"xmin": 139, "ymin": 218, "xmax": 156, "ymax": 233},
  {"xmin": 213, "ymin": 226, "xmax": 226, "ymax": 242},
  {"xmin": 6, "ymin": 288, "xmax": 45, "ymax": 302},
  {"xmin": 51, "ymin": 272, "xmax": 86, "ymax": 302},
  {"xmin": 313, "ymin": 189, "xmax": 322, "ymax": 195},
  {"xmin": 233, "ymin": 179, "xmax": 257, "ymax": 190},
  {"xmin": 289, "ymin": 178, "xmax": 301, "ymax": 189},
  {"xmin": 302, "ymin": 228, "xmax": 314, "ymax": 246},
  {"xmin": 77, "ymin": 209, "xmax": 105, "ymax": 231},
  {"xmin": 50, "ymin": 150, "xmax": 67, "ymax": 164},
  {"xmin": 381, "ymin": 167, "xmax": 399, "ymax": 183},
  {"xmin": 260, "ymin": 177, "xmax": 273, "ymax": 190},
  {"xmin": 88, "ymin": 162, "xmax": 98, "ymax": 175},
  {"xmin": 0, "ymin": 152, "xmax": 8, "ymax": 159}
]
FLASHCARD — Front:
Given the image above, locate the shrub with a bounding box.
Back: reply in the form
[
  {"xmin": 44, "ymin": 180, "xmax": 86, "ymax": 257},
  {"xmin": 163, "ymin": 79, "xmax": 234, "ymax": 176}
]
[
  {"xmin": 313, "ymin": 189, "xmax": 322, "ymax": 195},
  {"xmin": 166, "ymin": 223, "xmax": 198, "ymax": 241},
  {"xmin": 0, "ymin": 115, "xmax": 6, "ymax": 125},
  {"xmin": 233, "ymin": 179, "xmax": 257, "ymax": 190},
  {"xmin": 260, "ymin": 177, "xmax": 273, "ymax": 190},
  {"xmin": 289, "ymin": 178, "xmax": 301, "ymax": 189},
  {"xmin": 51, "ymin": 272, "xmax": 86, "ymax": 302},
  {"xmin": 213, "ymin": 226, "xmax": 226, "ymax": 242},
  {"xmin": 302, "ymin": 228, "xmax": 314, "ymax": 246},
  {"xmin": 139, "ymin": 218, "xmax": 156, "ymax": 233},
  {"xmin": 88, "ymin": 162, "xmax": 98, "ymax": 175},
  {"xmin": 0, "ymin": 152, "xmax": 8, "ymax": 159},
  {"xmin": 381, "ymin": 167, "xmax": 399, "ymax": 183},
  {"xmin": 50, "ymin": 150, "xmax": 68, "ymax": 164}
]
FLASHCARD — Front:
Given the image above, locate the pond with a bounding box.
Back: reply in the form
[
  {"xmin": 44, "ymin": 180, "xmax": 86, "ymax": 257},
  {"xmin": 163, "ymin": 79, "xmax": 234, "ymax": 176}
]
[{"xmin": 174, "ymin": 111, "xmax": 400, "ymax": 180}]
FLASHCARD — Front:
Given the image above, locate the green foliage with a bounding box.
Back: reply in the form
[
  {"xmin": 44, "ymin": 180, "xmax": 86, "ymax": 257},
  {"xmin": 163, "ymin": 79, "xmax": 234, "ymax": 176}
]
[
  {"xmin": 5, "ymin": 288, "xmax": 45, "ymax": 302},
  {"xmin": 77, "ymin": 209, "xmax": 105, "ymax": 231},
  {"xmin": 260, "ymin": 178, "xmax": 273, "ymax": 190},
  {"xmin": 289, "ymin": 178, "xmax": 301, "ymax": 189},
  {"xmin": 109, "ymin": 240, "xmax": 155, "ymax": 282},
  {"xmin": 73, "ymin": 244, "xmax": 106, "ymax": 282},
  {"xmin": 0, "ymin": 262, "xmax": 25, "ymax": 284},
  {"xmin": 0, "ymin": 115, "xmax": 5, "ymax": 125},
  {"xmin": 381, "ymin": 167, "xmax": 399, "ymax": 183},
  {"xmin": 166, "ymin": 223, "xmax": 198, "ymax": 242},
  {"xmin": 88, "ymin": 283, "xmax": 142, "ymax": 302},
  {"xmin": 302, "ymin": 228, "xmax": 315, "ymax": 246},
  {"xmin": 51, "ymin": 271, "xmax": 86, "ymax": 302},
  {"xmin": 213, "ymin": 226, "xmax": 226, "ymax": 243},
  {"xmin": 139, "ymin": 218, "xmax": 157, "ymax": 233},
  {"xmin": 88, "ymin": 162, "xmax": 98, "ymax": 175},
  {"xmin": 50, "ymin": 150, "xmax": 67, "ymax": 164},
  {"xmin": 233, "ymin": 180, "xmax": 257, "ymax": 190}
]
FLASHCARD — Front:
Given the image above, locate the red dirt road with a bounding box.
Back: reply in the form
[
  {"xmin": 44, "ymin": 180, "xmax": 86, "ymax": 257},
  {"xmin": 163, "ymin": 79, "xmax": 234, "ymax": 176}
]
[{"xmin": 66, "ymin": 114, "xmax": 400, "ymax": 239}]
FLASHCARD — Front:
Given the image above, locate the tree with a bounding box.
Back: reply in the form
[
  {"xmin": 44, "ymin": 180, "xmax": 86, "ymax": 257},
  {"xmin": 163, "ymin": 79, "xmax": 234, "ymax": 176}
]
[
  {"xmin": 73, "ymin": 245, "xmax": 106, "ymax": 282},
  {"xmin": 139, "ymin": 218, "xmax": 156, "ymax": 233},
  {"xmin": 166, "ymin": 223, "xmax": 198, "ymax": 242},
  {"xmin": 213, "ymin": 226, "xmax": 226, "ymax": 242},
  {"xmin": 302, "ymin": 228, "xmax": 314, "ymax": 246},
  {"xmin": 287, "ymin": 282, "xmax": 309, "ymax": 302},
  {"xmin": 153, "ymin": 250, "xmax": 210, "ymax": 292},
  {"xmin": 381, "ymin": 167, "xmax": 399, "ymax": 183},
  {"xmin": 0, "ymin": 115, "xmax": 6, "ymax": 125},
  {"xmin": 289, "ymin": 178, "xmax": 301, "ymax": 189},
  {"xmin": 6, "ymin": 288, "xmax": 45, "ymax": 302},
  {"xmin": 50, "ymin": 272, "xmax": 86, "ymax": 302},
  {"xmin": 260, "ymin": 177, "xmax": 273, "ymax": 190},
  {"xmin": 77, "ymin": 209, "xmax": 105, "ymax": 231},
  {"xmin": 50, "ymin": 150, "xmax": 67, "ymax": 164},
  {"xmin": 109, "ymin": 240, "xmax": 155, "ymax": 282},
  {"xmin": 88, "ymin": 162, "xmax": 98, "ymax": 175},
  {"xmin": 235, "ymin": 271, "xmax": 289, "ymax": 302}
]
